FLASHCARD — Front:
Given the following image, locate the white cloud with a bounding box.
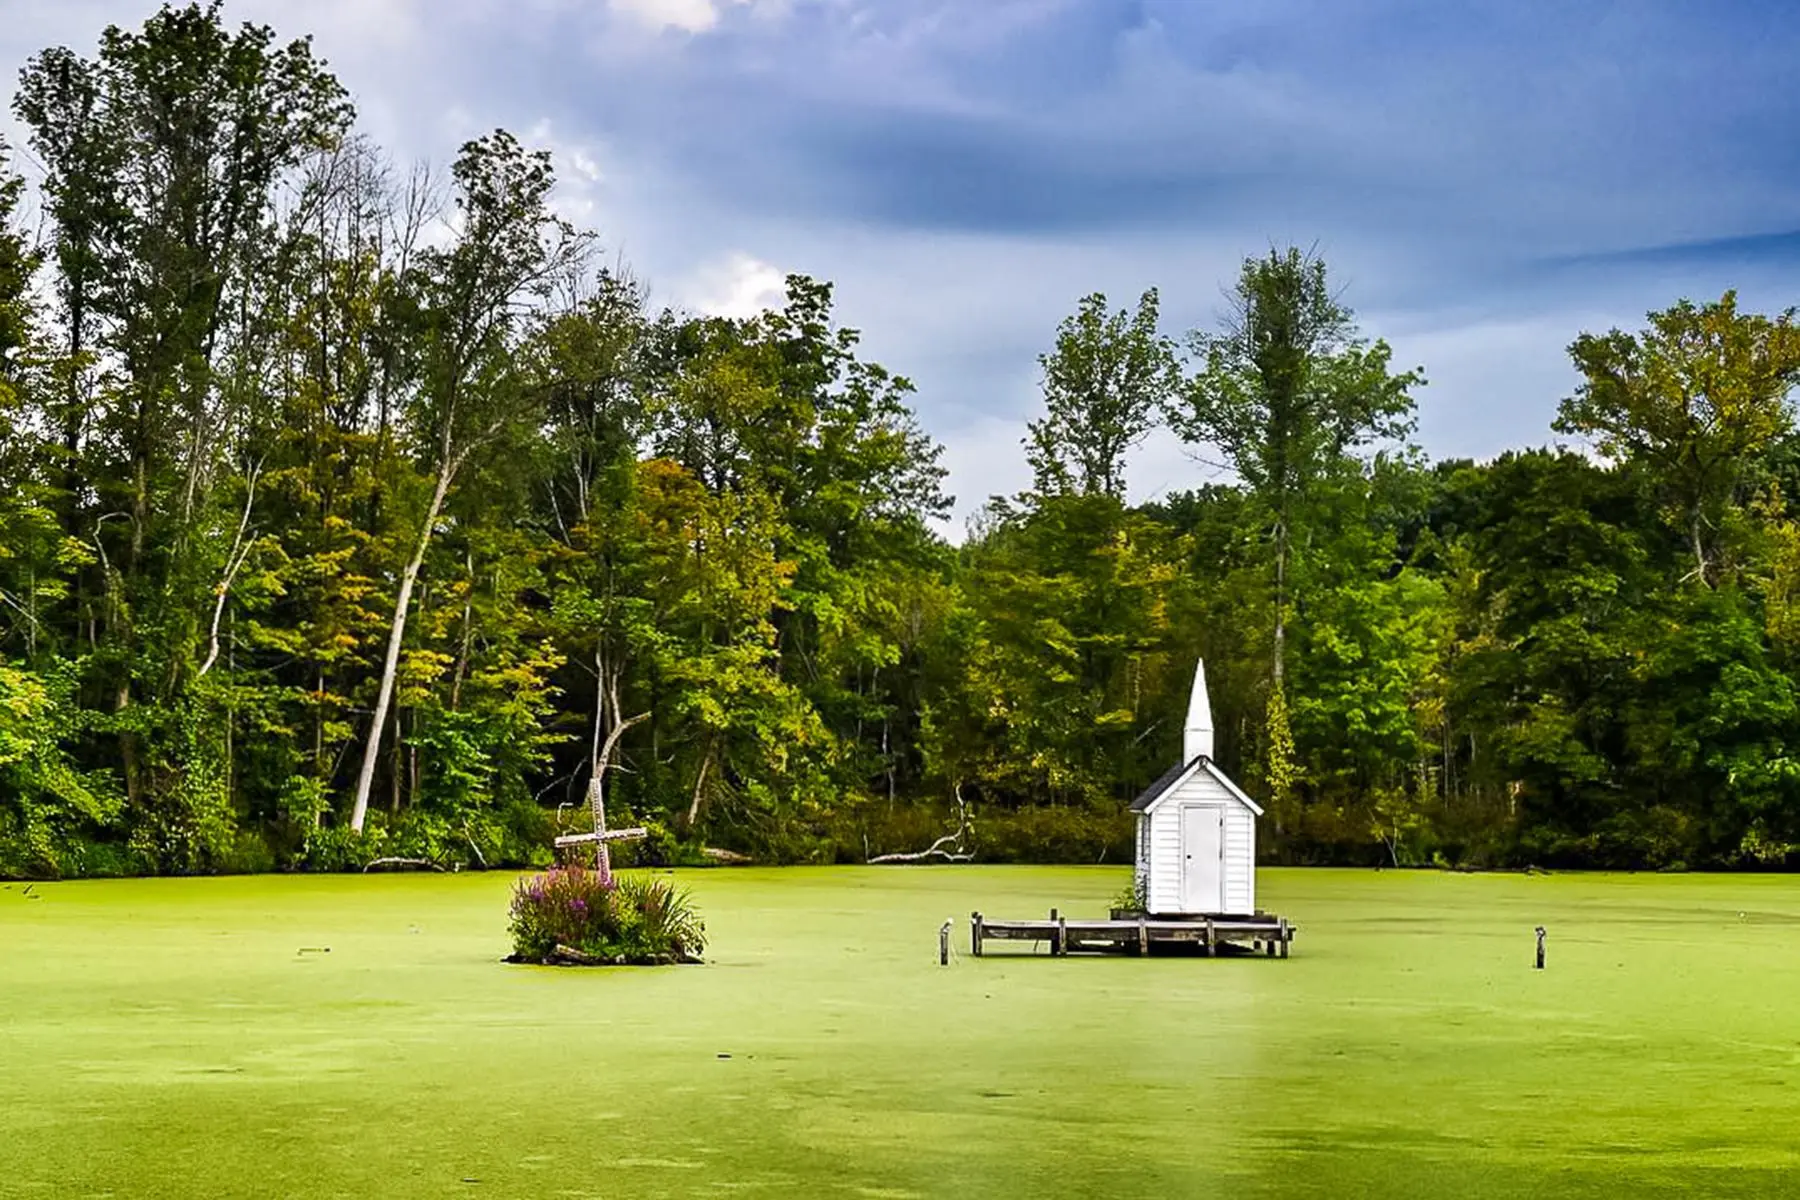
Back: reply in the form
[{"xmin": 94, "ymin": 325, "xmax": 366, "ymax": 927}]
[
  {"xmin": 1375, "ymin": 309, "xmax": 1623, "ymax": 462},
  {"xmin": 607, "ymin": 0, "xmax": 755, "ymax": 35},
  {"xmin": 684, "ymin": 252, "xmax": 789, "ymax": 318}
]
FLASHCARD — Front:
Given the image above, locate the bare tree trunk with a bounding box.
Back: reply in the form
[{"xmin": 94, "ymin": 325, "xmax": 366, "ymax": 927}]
[
  {"xmin": 686, "ymin": 739, "xmax": 713, "ymax": 829},
  {"xmin": 349, "ymin": 455, "xmax": 454, "ymax": 833},
  {"xmin": 1690, "ymin": 512, "xmax": 1709, "ymax": 587},
  {"xmin": 198, "ymin": 464, "xmax": 260, "ymax": 678},
  {"xmin": 450, "ymin": 552, "xmax": 474, "ymax": 710},
  {"xmin": 589, "ymin": 707, "xmax": 649, "ymax": 882}
]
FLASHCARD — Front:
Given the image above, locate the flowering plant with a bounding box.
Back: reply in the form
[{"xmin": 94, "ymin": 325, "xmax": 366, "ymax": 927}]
[{"xmin": 508, "ymin": 865, "xmax": 705, "ymax": 964}]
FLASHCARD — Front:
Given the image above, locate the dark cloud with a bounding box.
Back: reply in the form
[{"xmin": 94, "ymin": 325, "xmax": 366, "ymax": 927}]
[{"xmin": 1545, "ymin": 230, "xmax": 1800, "ymax": 273}]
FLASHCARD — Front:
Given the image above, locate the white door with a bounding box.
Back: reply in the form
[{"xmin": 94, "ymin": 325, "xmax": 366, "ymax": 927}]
[{"xmin": 1181, "ymin": 805, "xmax": 1224, "ymax": 913}]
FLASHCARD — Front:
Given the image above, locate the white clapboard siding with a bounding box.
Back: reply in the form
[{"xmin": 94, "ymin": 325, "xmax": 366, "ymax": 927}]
[
  {"xmin": 1224, "ymin": 804, "xmax": 1255, "ymax": 914},
  {"xmin": 1142, "ymin": 765, "xmax": 1257, "ymax": 916},
  {"xmin": 1133, "ymin": 815, "xmax": 1152, "ymax": 897},
  {"xmin": 1147, "ymin": 801, "xmax": 1185, "ymax": 914}
]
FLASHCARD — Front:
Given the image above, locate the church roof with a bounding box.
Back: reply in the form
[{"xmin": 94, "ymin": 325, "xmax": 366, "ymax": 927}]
[{"xmin": 1129, "ymin": 755, "xmax": 1264, "ymax": 816}]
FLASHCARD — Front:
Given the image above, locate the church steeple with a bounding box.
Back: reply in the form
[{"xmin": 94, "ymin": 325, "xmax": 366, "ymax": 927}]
[{"xmin": 1183, "ymin": 658, "xmax": 1214, "ymax": 762}]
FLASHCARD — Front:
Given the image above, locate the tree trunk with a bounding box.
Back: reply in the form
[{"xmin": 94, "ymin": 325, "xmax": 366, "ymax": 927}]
[
  {"xmin": 197, "ymin": 466, "xmax": 259, "ymax": 678},
  {"xmin": 348, "ymin": 457, "xmax": 454, "ymax": 833},
  {"xmin": 686, "ymin": 740, "xmax": 713, "ymax": 829},
  {"xmin": 450, "ymin": 553, "xmax": 475, "ymax": 710},
  {"xmin": 1272, "ymin": 515, "xmax": 1288, "ymax": 688},
  {"xmin": 1690, "ymin": 511, "xmax": 1709, "ymax": 587},
  {"xmin": 589, "ymin": 709, "xmax": 650, "ymax": 882}
]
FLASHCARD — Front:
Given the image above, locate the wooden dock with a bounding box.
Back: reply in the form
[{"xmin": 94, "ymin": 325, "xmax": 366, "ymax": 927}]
[{"xmin": 970, "ymin": 909, "xmax": 1294, "ymax": 958}]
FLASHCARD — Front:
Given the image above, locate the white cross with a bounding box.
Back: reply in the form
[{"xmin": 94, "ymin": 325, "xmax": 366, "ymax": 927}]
[{"xmin": 555, "ymin": 774, "xmax": 646, "ymax": 883}]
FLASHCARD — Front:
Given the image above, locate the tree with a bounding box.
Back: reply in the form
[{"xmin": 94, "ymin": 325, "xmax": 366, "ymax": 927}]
[
  {"xmin": 1555, "ymin": 291, "xmax": 1800, "ymax": 587},
  {"xmin": 347, "ymin": 130, "xmax": 586, "ymax": 833},
  {"xmin": 1025, "ymin": 289, "xmax": 1178, "ymax": 498},
  {"xmin": 1168, "ymin": 247, "xmax": 1421, "ymax": 814},
  {"xmin": 13, "ymin": 3, "xmax": 352, "ymax": 849}
]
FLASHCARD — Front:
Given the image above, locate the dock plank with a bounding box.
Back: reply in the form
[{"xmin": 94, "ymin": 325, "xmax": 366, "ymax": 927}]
[{"xmin": 969, "ymin": 912, "xmax": 1297, "ymax": 958}]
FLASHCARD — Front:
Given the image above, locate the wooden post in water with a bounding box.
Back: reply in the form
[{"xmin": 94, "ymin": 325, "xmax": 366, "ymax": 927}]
[
  {"xmin": 1057, "ymin": 913, "xmax": 1068, "ymax": 957},
  {"xmin": 971, "ymin": 911, "xmax": 983, "ymax": 957},
  {"xmin": 1535, "ymin": 925, "xmax": 1546, "ymax": 969},
  {"xmin": 939, "ymin": 919, "xmax": 951, "ymax": 966},
  {"xmin": 1049, "ymin": 908, "xmax": 1060, "ymax": 956}
]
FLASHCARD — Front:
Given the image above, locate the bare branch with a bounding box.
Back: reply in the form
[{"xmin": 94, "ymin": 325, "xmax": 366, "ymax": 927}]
[
  {"xmin": 869, "ymin": 782, "xmax": 976, "ymax": 864},
  {"xmin": 198, "ymin": 462, "xmax": 262, "ymax": 678}
]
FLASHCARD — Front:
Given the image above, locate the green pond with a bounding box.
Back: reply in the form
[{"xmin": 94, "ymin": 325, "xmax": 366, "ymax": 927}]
[{"xmin": 2, "ymin": 866, "xmax": 1798, "ymax": 1198}]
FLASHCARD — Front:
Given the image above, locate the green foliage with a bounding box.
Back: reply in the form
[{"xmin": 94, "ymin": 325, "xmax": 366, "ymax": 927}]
[
  {"xmin": 1556, "ymin": 292, "xmax": 1800, "ymax": 585},
  {"xmin": 1109, "ymin": 875, "xmax": 1148, "ymax": 913},
  {"xmin": 8, "ymin": 7, "xmax": 1800, "ymax": 876},
  {"xmin": 0, "ymin": 662, "xmax": 122, "ymax": 876},
  {"xmin": 1026, "ymin": 289, "xmax": 1179, "ymax": 498},
  {"xmin": 507, "ymin": 866, "xmax": 705, "ymax": 964}
]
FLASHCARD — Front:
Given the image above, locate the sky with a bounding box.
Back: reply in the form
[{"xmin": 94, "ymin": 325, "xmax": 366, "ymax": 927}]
[{"xmin": 5, "ymin": 0, "xmax": 1800, "ymax": 536}]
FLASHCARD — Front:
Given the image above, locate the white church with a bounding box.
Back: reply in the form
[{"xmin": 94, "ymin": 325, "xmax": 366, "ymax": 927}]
[{"xmin": 1129, "ymin": 660, "xmax": 1262, "ymax": 917}]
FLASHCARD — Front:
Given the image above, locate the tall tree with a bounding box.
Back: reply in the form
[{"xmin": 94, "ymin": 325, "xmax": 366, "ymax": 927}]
[
  {"xmin": 347, "ymin": 130, "xmax": 586, "ymax": 832},
  {"xmin": 1554, "ymin": 291, "xmax": 1800, "ymax": 587},
  {"xmin": 14, "ymin": 2, "xmax": 352, "ymax": 842},
  {"xmin": 1025, "ymin": 289, "xmax": 1178, "ymax": 498},
  {"xmin": 1168, "ymin": 247, "xmax": 1421, "ymax": 810}
]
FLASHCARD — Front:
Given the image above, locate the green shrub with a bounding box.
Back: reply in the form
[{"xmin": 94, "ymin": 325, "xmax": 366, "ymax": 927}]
[
  {"xmin": 970, "ymin": 804, "xmax": 1134, "ymax": 864},
  {"xmin": 507, "ymin": 866, "xmax": 705, "ymax": 965},
  {"xmin": 217, "ymin": 831, "xmax": 277, "ymax": 875},
  {"xmin": 608, "ymin": 874, "xmax": 707, "ymax": 961},
  {"xmin": 1109, "ymin": 875, "xmax": 1146, "ymax": 913},
  {"xmin": 300, "ymin": 824, "xmax": 383, "ymax": 872},
  {"xmin": 611, "ymin": 819, "xmax": 702, "ymax": 868}
]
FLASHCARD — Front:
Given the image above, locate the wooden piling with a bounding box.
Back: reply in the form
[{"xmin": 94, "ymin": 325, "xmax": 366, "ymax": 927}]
[{"xmin": 971, "ymin": 911, "xmax": 983, "ymax": 957}]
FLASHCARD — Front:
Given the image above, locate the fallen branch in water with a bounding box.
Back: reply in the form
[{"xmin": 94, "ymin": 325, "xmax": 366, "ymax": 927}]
[
  {"xmin": 868, "ymin": 783, "xmax": 975, "ymax": 863},
  {"xmin": 868, "ymin": 832, "xmax": 975, "ymax": 863},
  {"xmin": 362, "ymin": 857, "xmax": 445, "ymax": 873}
]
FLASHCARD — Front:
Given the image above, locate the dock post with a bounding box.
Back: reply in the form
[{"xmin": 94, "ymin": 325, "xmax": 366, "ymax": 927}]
[
  {"xmin": 1049, "ymin": 908, "xmax": 1060, "ymax": 956},
  {"xmin": 1203, "ymin": 917, "xmax": 1214, "ymax": 957},
  {"xmin": 1279, "ymin": 918, "xmax": 1289, "ymax": 958},
  {"xmin": 971, "ymin": 912, "xmax": 983, "ymax": 957},
  {"xmin": 1057, "ymin": 913, "xmax": 1068, "ymax": 957},
  {"xmin": 1535, "ymin": 925, "xmax": 1545, "ymax": 969},
  {"xmin": 1136, "ymin": 915, "xmax": 1148, "ymax": 957},
  {"xmin": 940, "ymin": 919, "xmax": 951, "ymax": 966}
]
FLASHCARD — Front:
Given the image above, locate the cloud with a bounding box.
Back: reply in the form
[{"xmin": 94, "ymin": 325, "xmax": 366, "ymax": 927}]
[
  {"xmin": 1543, "ymin": 229, "xmax": 1800, "ymax": 273},
  {"xmin": 7, "ymin": 0, "xmax": 1800, "ymax": 542},
  {"xmin": 607, "ymin": 0, "xmax": 758, "ymax": 35},
  {"xmin": 684, "ymin": 252, "xmax": 789, "ymax": 319}
]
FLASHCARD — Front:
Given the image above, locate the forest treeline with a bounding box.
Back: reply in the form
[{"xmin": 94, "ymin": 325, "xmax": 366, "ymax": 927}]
[{"xmin": 5, "ymin": 4, "xmax": 1800, "ymax": 878}]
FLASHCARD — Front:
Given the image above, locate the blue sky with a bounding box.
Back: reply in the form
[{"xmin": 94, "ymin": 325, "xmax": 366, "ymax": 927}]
[{"xmin": 7, "ymin": 0, "xmax": 1800, "ymax": 534}]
